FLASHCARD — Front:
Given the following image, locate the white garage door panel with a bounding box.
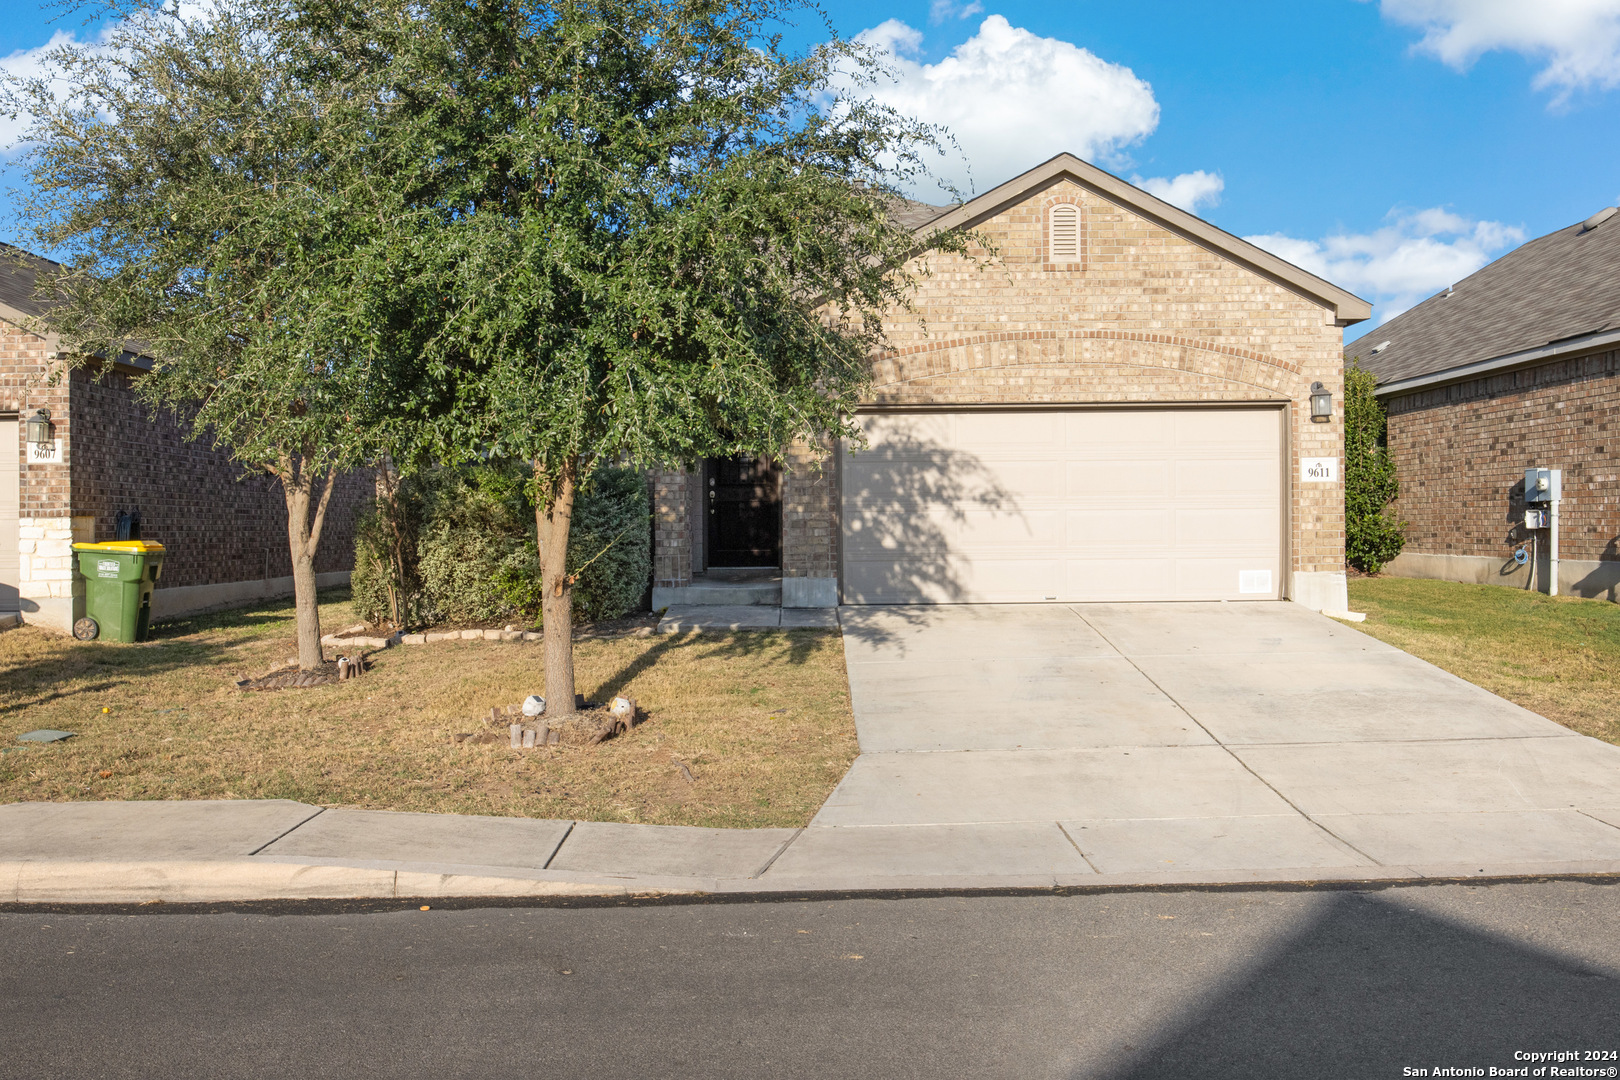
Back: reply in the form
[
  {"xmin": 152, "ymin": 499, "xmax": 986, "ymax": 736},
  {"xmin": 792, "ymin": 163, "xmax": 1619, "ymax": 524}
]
[
  {"xmin": 1063, "ymin": 560, "xmax": 1174, "ymax": 599},
  {"xmin": 1176, "ymin": 458, "xmax": 1277, "ymax": 497},
  {"xmin": 1175, "ymin": 508, "xmax": 1278, "ymax": 547},
  {"xmin": 1065, "ymin": 508, "xmax": 1175, "ymax": 547},
  {"xmin": 1079, "ymin": 460, "xmax": 1174, "ymax": 500},
  {"xmin": 842, "ymin": 409, "xmax": 1282, "ymax": 604}
]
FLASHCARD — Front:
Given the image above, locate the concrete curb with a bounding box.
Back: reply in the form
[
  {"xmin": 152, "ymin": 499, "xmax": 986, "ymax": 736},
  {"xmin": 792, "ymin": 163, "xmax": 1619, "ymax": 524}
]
[
  {"xmin": 0, "ymin": 859, "xmax": 703, "ymax": 904},
  {"xmin": 6, "ymin": 855, "xmax": 1618, "ymax": 905}
]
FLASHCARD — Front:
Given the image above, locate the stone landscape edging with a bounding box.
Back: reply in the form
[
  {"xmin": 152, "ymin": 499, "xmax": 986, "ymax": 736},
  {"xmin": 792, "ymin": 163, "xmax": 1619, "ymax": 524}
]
[{"xmin": 319, "ymin": 626, "xmax": 541, "ymax": 650}]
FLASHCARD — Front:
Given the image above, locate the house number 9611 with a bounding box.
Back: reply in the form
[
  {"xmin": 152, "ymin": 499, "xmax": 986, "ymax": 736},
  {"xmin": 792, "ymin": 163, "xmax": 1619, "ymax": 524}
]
[{"xmin": 1300, "ymin": 457, "xmax": 1338, "ymax": 482}]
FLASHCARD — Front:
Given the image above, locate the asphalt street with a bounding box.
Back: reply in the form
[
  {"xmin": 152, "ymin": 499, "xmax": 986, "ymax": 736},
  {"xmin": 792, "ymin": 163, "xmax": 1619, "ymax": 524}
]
[{"xmin": 3, "ymin": 880, "xmax": 1618, "ymax": 1080}]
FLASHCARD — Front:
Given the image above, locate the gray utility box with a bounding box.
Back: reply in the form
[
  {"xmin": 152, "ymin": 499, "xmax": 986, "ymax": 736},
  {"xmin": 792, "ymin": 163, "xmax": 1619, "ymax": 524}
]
[{"xmin": 1525, "ymin": 467, "xmax": 1562, "ymax": 504}]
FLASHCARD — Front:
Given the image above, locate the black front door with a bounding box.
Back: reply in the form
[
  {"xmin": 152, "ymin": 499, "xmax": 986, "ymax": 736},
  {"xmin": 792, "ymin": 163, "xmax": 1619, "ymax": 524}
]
[{"xmin": 706, "ymin": 456, "xmax": 781, "ymax": 567}]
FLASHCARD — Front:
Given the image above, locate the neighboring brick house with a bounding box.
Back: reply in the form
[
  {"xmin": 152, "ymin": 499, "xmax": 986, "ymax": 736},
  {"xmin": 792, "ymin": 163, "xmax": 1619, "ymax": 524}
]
[
  {"xmin": 0, "ymin": 247, "xmax": 372, "ymax": 633},
  {"xmin": 653, "ymin": 154, "xmax": 1371, "ymax": 613},
  {"xmin": 1347, "ymin": 206, "xmax": 1620, "ymax": 600}
]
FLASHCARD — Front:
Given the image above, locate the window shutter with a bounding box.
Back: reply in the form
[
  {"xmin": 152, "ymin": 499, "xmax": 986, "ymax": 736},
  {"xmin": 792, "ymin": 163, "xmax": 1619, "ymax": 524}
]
[{"xmin": 1050, "ymin": 205, "xmax": 1079, "ymax": 261}]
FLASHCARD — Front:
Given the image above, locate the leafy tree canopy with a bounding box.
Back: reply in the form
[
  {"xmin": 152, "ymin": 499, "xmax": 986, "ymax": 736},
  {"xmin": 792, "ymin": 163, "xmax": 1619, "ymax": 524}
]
[
  {"xmin": 299, "ymin": 0, "xmax": 970, "ymax": 709},
  {"xmin": 4, "ymin": 0, "xmax": 448, "ymax": 666}
]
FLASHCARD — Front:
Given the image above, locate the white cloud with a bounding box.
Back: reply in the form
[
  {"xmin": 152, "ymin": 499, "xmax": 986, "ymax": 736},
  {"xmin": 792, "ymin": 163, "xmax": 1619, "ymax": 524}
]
[
  {"xmin": 0, "ymin": 30, "xmax": 95, "ymax": 151},
  {"xmin": 1245, "ymin": 207, "xmax": 1525, "ymax": 324},
  {"xmin": 850, "ymin": 16, "xmax": 1160, "ymax": 197},
  {"xmin": 1379, "ymin": 0, "xmax": 1620, "ymax": 100},
  {"xmin": 928, "ymin": 0, "xmax": 983, "ymax": 23},
  {"xmin": 1133, "ymin": 170, "xmax": 1224, "ymax": 213}
]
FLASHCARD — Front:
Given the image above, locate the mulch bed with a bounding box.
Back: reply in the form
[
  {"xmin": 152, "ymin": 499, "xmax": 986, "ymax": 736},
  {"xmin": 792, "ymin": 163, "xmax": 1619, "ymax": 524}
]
[
  {"xmin": 235, "ymin": 655, "xmax": 372, "ymax": 691},
  {"xmin": 453, "ymin": 699, "xmax": 642, "ymax": 747}
]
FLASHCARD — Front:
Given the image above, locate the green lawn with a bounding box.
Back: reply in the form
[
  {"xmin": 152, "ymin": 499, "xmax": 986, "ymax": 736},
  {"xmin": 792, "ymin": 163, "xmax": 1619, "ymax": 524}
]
[{"xmin": 1348, "ymin": 576, "xmax": 1620, "ymax": 746}]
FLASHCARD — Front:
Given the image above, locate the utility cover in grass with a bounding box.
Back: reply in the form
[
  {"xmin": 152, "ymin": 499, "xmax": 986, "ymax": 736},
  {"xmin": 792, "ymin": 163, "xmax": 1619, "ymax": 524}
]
[{"xmin": 17, "ymin": 730, "xmax": 74, "ymax": 743}]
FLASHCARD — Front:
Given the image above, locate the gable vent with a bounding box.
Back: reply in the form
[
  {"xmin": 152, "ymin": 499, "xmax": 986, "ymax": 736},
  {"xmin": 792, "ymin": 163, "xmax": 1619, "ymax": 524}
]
[{"xmin": 1050, "ymin": 204, "xmax": 1079, "ymax": 261}]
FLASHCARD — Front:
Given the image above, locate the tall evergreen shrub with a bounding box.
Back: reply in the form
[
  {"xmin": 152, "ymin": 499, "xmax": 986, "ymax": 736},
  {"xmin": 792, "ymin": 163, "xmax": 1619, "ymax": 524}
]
[
  {"xmin": 351, "ymin": 463, "xmax": 649, "ymax": 626},
  {"xmin": 1344, "ymin": 361, "xmax": 1406, "ymax": 573}
]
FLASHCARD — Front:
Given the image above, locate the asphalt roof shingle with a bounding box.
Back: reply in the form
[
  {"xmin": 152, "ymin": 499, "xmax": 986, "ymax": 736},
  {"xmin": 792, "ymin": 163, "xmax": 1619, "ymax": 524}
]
[
  {"xmin": 0, "ymin": 244, "xmax": 60, "ymax": 319},
  {"xmin": 1344, "ymin": 209, "xmax": 1620, "ymax": 384}
]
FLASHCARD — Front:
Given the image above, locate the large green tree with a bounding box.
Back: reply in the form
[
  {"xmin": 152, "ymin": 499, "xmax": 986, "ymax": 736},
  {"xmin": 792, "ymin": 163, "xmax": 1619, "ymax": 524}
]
[
  {"xmin": 307, "ymin": 0, "xmax": 966, "ymax": 715},
  {"xmin": 6, "ymin": 0, "xmax": 441, "ymax": 667}
]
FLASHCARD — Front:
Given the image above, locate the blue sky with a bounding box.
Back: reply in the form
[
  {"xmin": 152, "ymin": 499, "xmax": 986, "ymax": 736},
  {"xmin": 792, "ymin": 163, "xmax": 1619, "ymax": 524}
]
[{"xmin": 4, "ymin": 0, "xmax": 1620, "ymax": 344}]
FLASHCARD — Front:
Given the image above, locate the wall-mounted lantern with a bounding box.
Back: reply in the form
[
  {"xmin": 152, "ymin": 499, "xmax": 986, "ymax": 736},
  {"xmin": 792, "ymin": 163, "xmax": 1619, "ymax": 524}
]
[
  {"xmin": 1309, "ymin": 383, "xmax": 1332, "ymax": 424},
  {"xmin": 25, "ymin": 408, "xmax": 52, "ymax": 445}
]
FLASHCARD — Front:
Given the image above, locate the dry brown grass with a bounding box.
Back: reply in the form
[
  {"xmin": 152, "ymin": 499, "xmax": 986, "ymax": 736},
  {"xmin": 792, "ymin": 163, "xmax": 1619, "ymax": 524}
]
[
  {"xmin": 0, "ymin": 590, "xmax": 858, "ymax": 828},
  {"xmin": 1348, "ymin": 575, "xmax": 1620, "ymax": 746}
]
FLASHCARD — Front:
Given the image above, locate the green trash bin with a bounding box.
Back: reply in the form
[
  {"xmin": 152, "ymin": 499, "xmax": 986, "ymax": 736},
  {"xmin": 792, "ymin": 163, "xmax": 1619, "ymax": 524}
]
[{"xmin": 71, "ymin": 540, "xmax": 166, "ymax": 642}]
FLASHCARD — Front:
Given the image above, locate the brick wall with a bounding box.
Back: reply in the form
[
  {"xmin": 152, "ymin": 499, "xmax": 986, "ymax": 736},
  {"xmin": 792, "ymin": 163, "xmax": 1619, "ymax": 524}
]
[
  {"xmin": 1384, "ymin": 348, "xmax": 1620, "ymax": 562},
  {"xmin": 652, "ymin": 467, "xmax": 691, "ymax": 588},
  {"xmin": 852, "ymin": 179, "xmax": 1345, "ymax": 578},
  {"xmin": 648, "ymin": 177, "xmax": 1350, "ymax": 595},
  {"xmin": 1, "ymin": 320, "xmax": 70, "ymax": 522},
  {"xmin": 68, "ymin": 366, "xmax": 370, "ymax": 588},
  {"xmin": 780, "ymin": 438, "xmax": 836, "ymax": 581},
  {"xmin": 3, "ymin": 320, "xmax": 77, "ymax": 614},
  {"xmin": 5, "ymin": 312, "xmax": 369, "ymax": 611}
]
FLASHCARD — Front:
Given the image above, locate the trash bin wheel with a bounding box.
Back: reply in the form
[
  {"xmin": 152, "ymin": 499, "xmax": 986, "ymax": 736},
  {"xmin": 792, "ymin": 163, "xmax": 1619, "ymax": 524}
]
[{"xmin": 73, "ymin": 617, "xmax": 99, "ymax": 641}]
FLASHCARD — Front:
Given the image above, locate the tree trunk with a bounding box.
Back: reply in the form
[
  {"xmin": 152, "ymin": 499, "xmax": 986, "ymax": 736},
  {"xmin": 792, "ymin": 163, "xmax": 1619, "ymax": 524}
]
[
  {"xmin": 537, "ymin": 455, "xmax": 579, "ymax": 717},
  {"xmin": 376, "ymin": 456, "xmax": 408, "ymax": 627},
  {"xmin": 280, "ymin": 455, "xmax": 341, "ymax": 671}
]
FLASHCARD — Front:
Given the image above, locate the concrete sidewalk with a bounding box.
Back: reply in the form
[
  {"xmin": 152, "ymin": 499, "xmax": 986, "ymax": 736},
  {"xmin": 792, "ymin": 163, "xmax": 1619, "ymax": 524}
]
[{"xmin": 6, "ymin": 602, "xmax": 1620, "ymax": 903}]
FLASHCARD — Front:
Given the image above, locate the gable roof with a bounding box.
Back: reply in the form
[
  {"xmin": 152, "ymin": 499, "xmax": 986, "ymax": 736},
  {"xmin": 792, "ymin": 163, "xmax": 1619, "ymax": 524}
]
[
  {"xmin": 901, "ymin": 153, "xmax": 1372, "ymax": 326},
  {"xmin": 1345, "ymin": 209, "xmax": 1620, "ymax": 394},
  {"xmin": 0, "ymin": 244, "xmax": 156, "ymax": 368},
  {"xmin": 0, "ymin": 244, "xmax": 61, "ymax": 323}
]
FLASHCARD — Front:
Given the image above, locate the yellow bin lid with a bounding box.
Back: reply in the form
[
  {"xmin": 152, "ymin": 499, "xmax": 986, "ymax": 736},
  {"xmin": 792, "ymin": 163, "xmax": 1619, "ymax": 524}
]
[{"xmin": 72, "ymin": 540, "xmax": 165, "ymax": 553}]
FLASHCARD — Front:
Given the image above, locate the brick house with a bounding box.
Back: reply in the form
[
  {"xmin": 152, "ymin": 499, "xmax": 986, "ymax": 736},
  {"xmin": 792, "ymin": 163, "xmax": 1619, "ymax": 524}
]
[
  {"xmin": 1, "ymin": 246, "xmax": 372, "ymax": 633},
  {"xmin": 651, "ymin": 155, "xmax": 1371, "ymax": 613},
  {"xmin": 1347, "ymin": 206, "xmax": 1620, "ymax": 600}
]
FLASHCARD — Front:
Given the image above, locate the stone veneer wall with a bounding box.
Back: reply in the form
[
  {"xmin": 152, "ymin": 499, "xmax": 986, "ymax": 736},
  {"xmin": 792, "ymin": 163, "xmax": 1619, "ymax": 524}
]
[{"xmin": 1382, "ymin": 348, "xmax": 1620, "ymax": 569}]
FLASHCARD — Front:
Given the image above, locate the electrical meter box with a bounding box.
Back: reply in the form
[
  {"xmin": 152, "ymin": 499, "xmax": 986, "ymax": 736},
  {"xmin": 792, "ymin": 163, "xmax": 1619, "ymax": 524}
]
[{"xmin": 1525, "ymin": 467, "xmax": 1562, "ymax": 504}]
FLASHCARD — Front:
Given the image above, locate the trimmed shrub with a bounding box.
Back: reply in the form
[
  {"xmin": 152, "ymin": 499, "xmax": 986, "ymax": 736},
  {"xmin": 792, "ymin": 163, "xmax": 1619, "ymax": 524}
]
[
  {"xmin": 1344, "ymin": 361, "xmax": 1406, "ymax": 573},
  {"xmin": 351, "ymin": 461, "xmax": 650, "ymax": 627},
  {"xmin": 568, "ymin": 466, "xmax": 653, "ymax": 621},
  {"xmin": 351, "ymin": 469, "xmax": 426, "ymax": 627},
  {"xmin": 492, "ymin": 466, "xmax": 652, "ymax": 623}
]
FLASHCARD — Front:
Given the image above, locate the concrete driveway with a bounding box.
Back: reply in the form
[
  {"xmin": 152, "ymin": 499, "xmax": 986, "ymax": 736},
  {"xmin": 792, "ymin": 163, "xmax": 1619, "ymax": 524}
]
[{"xmin": 790, "ymin": 602, "xmax": 1620, "ymax": 883}]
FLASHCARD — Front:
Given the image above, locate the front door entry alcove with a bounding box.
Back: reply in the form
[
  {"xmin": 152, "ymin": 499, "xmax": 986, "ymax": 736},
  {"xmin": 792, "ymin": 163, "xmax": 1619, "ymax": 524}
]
[{"xmin": 705, "ymin": 456, "xmax": 782, "ymax": 568}]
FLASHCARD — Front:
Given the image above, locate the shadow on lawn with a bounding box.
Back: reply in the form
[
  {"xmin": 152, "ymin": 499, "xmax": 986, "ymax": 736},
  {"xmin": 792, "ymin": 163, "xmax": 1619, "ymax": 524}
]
[
  {"xmin": 583, "ymin": 626, "xmax": 838, "ymax": 703},
  {"xmin": 696, "ymin": 627, "xmax": 835, "ymax": 667},
  {"xmin": 0, "ymin": 637, "xmax": 239, "ymax": 719},
  {"xmin": 0, "ymin": 587, "xmax": 355, "ymax": 722}
]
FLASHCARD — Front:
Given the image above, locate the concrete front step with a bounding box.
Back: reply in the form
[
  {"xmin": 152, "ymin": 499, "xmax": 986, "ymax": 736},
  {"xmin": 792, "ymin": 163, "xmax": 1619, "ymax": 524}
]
[{"xmin": 653, "ymin": 582, "xmax": 781, "ymax": 606}]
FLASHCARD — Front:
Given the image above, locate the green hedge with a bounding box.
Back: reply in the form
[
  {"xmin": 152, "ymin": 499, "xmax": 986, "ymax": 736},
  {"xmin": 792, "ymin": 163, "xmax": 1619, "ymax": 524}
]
[
  {"xmin": 1343, "ymin": 361, "xmax": 1406, "ymax": 573},
  {"xmin": 352, "ymin": 463, "xmax": 650, "ymax": 627}
]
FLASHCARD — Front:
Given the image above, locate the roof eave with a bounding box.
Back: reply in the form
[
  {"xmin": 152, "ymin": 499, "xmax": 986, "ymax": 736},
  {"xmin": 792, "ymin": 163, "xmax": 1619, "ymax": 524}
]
[
  {"xmin": 1372, "ymin": 326, "xmax": 1620, "ymax": 398},
  {"xmin": 912, "ymin": 153, "xmax": 1372, "ymax": 325}
]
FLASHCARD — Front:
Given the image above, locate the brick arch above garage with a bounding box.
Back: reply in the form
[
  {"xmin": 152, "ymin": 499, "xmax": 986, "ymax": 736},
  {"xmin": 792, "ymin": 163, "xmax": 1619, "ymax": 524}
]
[{"xmin": 868, "ymin": 331, "xmax": 1299, "ymax": 406}]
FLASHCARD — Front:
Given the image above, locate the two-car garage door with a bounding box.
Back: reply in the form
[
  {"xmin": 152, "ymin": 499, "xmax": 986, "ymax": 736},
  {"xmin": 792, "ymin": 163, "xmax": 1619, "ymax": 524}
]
[{"xmin": 840, "ymin": 408, "xmax": 1283, "ymax": 604}]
